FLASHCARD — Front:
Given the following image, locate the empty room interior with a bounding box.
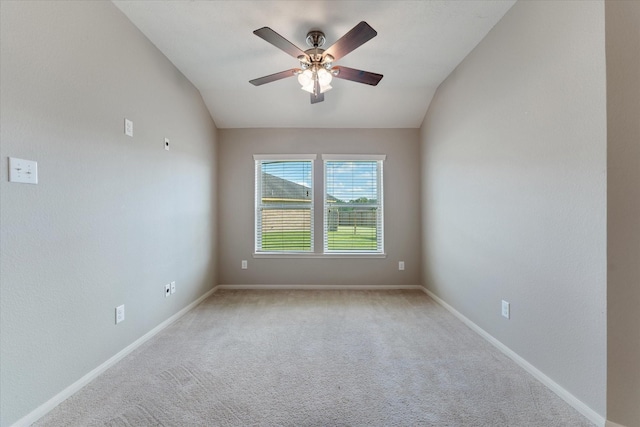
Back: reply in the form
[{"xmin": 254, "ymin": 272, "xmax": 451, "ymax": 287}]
[{"xmin": 1, "ymin": 1, "xmax": 638, "ymax": 426}]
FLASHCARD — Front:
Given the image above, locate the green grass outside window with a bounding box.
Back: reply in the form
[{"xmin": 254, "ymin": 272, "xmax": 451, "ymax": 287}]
[{"xmin": 261, "ymin": 226, "xmax": 377, "ymax": 251}]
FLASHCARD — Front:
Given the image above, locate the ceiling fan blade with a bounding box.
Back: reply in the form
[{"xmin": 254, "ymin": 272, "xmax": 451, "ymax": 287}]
[
  {"xmin": 324, "ymin": 21, "xmax": 377, "ymax": 61},
  {"xmin": 249, "ymin": 68, "xmax": 300, "ymax": 86},
  {"xmin": 253, "ymin": 27, "xmax": 309, "ymax": 60},
  {"xmin": 332, "ymin": 66, "xmax": 383, "ymax": 86}
]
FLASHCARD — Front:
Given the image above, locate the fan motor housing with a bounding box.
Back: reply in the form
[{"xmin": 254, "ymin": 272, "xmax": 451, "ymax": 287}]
[{"xmin": 304, "ymin": 49, "xmax": 325, "ymax": 63}]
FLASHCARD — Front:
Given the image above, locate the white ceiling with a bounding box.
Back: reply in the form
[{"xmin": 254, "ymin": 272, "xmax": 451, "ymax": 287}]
[{"xmin": 112, "ymin": 1, "xmax": 516, "ymax": 129}]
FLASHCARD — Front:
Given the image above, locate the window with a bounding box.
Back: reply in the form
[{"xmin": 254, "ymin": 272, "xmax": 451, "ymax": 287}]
[
  {"xmin": 254, "ymin": 155, "xmax": 315, "ymax": 253},
  {"xmin": 323, "ymin": 155, "xmax": 385, "ymax": 254}
]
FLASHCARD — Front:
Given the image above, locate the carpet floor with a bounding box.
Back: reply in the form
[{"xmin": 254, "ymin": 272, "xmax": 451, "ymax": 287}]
[{"xmin": 36, "ymin": 290, "xmax": 593, "ymax": 426}]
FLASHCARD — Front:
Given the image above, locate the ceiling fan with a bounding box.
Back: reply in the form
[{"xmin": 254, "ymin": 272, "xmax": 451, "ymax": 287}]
[{"xmin": 249, "ymin": 21, "xmax": 383, "ymax": 104}]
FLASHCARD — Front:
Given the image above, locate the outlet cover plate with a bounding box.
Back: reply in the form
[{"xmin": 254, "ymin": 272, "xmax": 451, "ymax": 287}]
[
  {"xmin": 124, "ymin": 119, "xmax": 133, "ymax": 137},
  {"xmin": 115, "ymin": 305, "xmax": 125, "ymax": 324},
  {"xmin": 501, "ymin": 300, "xmax": 510, "ymax": 319},
  {"xmin": 170, "ymin": 281, "xmax": 176, "ymax": 294}
]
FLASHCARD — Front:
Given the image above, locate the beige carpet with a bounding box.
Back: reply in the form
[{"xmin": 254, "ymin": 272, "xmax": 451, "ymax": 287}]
[{"xmin": 36, "ymin": 290, "xmax": 593, "ymax": 426}]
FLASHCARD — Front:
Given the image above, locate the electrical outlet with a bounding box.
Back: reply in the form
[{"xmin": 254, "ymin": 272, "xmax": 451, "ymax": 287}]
[
  {"xmin": 502, "ymin": 300, "xmax": 510, "ymax": 319},
  {"xmin": 398, "ymin": 261, "xmax": 405, "ymax": 271},
  {"xmin": 115, "ymin": 305, "xmax": 125, "ymax": 324},
  {"xmin": 124, "ymin": 118, "xmax": 133, "ymax": 137},
  {"xmin": 164, "ymin": 137, "xmax": 170, "ymax": 151},
  {"xmin": 170, "ymin": 281, "xmax": 176, "ymax": 294},
  {"xmin": 241, "ymin": 260, "xmax": 247, "ymax": 270},
  {"xmin": 165, "ymin": 284, "xmax": 171, "ymax": 297}
]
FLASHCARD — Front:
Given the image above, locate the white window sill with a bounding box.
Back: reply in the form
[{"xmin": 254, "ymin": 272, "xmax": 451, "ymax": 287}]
[{"xmin": 253, "ymin": 253, "xmax": 387, "ymax": 259}]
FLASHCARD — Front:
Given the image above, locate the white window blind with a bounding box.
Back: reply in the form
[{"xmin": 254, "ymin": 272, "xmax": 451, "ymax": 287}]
[
  {"xmin": 323, "ymin": 156, "xmax": 384, "ymax": 253},
  {"xmin": 254, "ymin": 156, "xmax": 315, "ymax": 253}
]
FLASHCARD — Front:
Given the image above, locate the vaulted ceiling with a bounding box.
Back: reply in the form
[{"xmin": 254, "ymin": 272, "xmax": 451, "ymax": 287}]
[{"xmin": 112, "ymin": 1, "xmax": 516, "ymax": 129}]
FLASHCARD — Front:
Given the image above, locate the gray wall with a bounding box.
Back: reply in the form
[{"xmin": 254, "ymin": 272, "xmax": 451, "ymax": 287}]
[
  {"xmin": 606, "ymin": 1, "xmax": 640, "ymax": 425},
  {"xmin": 419, "ymin": 0, "xmax": 607, "ymax": 418},
  {"xmin": 218, "ymin": 128, "xmax": 421, "ymax": 287},
  {"xmin": 0, "ymin": 2, "xmax": 218, "ymax": 426}
]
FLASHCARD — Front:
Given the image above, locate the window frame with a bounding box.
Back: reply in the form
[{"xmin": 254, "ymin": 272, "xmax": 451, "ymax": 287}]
[
  {"xmin": 254, "ymin": 154, "xmax": 316, "ymax": 255},
  {"xmin": 322, "ymin": 154, "xmax": 385, "ymax": 255}
]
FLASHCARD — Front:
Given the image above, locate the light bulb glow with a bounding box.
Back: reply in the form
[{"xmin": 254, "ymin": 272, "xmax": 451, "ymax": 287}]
[
  {"xmin": 297, "ymin": 66, "xmax": 333, "ymax": 95},
  {"xmin": 317, "ymin": 68, "xmax": 332, "ymax": 86},
  {"xmin": 297, "ymin": 69, "xmax": 313, "ymax": 87}
]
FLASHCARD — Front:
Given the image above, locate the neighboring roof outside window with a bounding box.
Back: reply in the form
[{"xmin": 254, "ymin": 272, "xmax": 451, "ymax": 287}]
[{"xmin": 262, "ymin": 172, "xmax": 337, "ymax": 203}]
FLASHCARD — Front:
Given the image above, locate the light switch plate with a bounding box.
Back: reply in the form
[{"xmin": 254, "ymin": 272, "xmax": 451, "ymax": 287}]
[{"xmin": 9, "ymin": 157, "xmax": 38, "ymax": 184}]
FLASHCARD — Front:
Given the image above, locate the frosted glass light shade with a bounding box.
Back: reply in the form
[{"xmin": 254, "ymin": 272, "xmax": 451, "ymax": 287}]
[
  {"xmin": 317, "ymin": 68, "xmax": 332, "ymax": 86},
  {"xmin": 297, "ymin": 69, "xmax": 313, "ymax": 87},
  {"xmin": 301, "ymin": 82, "xmax": 315, "ymax": 93},
  {"xmin": 320, "ymin": 84, "xmax": 332, "ymax": 93}
]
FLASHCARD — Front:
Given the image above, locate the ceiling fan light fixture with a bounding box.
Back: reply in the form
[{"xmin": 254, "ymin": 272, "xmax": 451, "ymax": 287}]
[
  {"xmin": 320, "ymin": 84, "xmax": 332, "ymax": 94},
  {"xmin": 300, "ymin": 83, "xmax": 315, "ymax": 94},
  {"xmin": 317, "ymin": 67, "xmax": 333, "ymax": 86},
  {"xmin": 297, "ymin": 69, "xmax": 314, "ymax": 87}
]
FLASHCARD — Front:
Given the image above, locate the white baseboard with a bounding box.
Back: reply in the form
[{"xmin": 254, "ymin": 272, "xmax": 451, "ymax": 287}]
[
  {"xmin": 217, "ymin": 284, "xmax": 423, "ymax": 291},
  {"xmin": 605, "ymin": 421, "xmax": 628, "ymax": 427},
  {"xmin": 420, "ymin": 287, "xmax": 606, "ymax": 427},
  {"xmin": 11, "ymin": 286, "xmax": 220, "ymax": 427}
]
